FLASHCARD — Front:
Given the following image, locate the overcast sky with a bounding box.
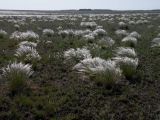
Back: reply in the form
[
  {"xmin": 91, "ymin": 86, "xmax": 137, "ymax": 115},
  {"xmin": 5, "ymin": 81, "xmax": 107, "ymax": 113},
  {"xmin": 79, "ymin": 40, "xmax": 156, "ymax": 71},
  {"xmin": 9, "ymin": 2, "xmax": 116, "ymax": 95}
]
[{"xmin": 0, "ymin": 0, "xmax": 160, "ymax": 10}]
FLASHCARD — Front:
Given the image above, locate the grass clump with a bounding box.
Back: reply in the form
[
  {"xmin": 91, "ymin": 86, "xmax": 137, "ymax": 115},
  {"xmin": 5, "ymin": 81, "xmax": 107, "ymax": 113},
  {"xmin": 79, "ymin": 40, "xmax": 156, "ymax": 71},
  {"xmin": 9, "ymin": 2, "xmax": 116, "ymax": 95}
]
[{"xmin": 2, "ymin": 62, "xmax": 33, "ymax": 93}]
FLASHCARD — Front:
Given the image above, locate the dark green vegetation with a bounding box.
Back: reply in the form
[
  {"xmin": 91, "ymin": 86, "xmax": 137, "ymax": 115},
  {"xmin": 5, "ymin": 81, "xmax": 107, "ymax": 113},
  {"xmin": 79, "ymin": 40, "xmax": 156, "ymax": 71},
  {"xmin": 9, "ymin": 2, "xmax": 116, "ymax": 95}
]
[{"xmin": 0, "ymin": 13, "xmax": 160, "ymax": 120}]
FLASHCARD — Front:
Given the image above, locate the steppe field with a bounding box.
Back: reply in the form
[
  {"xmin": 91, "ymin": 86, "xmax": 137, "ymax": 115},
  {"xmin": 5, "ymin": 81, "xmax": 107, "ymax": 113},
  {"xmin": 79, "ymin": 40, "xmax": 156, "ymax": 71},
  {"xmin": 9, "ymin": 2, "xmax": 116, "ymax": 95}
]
[{"xmin": 0, "ymin": 10, "xmax": 160, "ymax": 120}]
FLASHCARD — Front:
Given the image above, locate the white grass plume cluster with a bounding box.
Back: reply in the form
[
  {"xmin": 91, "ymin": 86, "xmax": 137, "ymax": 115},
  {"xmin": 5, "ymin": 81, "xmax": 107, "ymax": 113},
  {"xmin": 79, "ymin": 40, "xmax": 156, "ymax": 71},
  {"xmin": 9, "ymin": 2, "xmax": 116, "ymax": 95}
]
[
  {"xmin": 98, "ymin": 37, "xmax": 115, "ymax": 47},
  {"xmin": 113, "ymin": 57, "xmax": 138, "ymax": 79},
  {"xmin": 58, "ymin": 29, "xmax": 74, "ymax": 37},
  {"xmin": 118, "ymin": 22, "xmax": 127, "ymax": 29},
  {"xmin": 151, "ymin": 38, "xmax": 160, "ymax": 47},
  {"xmin": 58, "ymin": 29, "xmax": 92, "ymax": 38},
  {"xmin": 2, "ymin": 62, "xmax": 33, "ymax": 80},
  {"xmin": 15, "ymin": 45, "xmax": 41, "ymax": 61},
  {"xmin": 1, "ymin": 62, "xmax": 33, "ymax": 92},
  {"xmin": 10, "ymin": 31, "xmax": 39, "ymax": 41},
  {"xmin": 18, "ymin": 41, "xmax": 37, "ymax": 48},
  {"xmin": 115, "ymin": 30, "xmax": 129, "ymax": 37},
  {"xmin": 83, "ymin": 33, "xmax": 95, "ymax": 40},
  {"xmin": 64, "ymin": 48, "xmax": 92, "ymax": 61},
  {"xmin": 129, "ymin": 31, "xmax": 141, "ymax": 39},
  {"xmin": 93, "ymin": 28, "xmax": 107, "ymax": 36},
  {"xmin": 0, "ymin": 29, "xmax": 8, "ymax": 38},
  {"xmin": 129, "ymin": 21, "xmax": 136, "ymax": 25},
  {"xmin": 43, "ymin": 29, "xmax": 54, "ymax": 37},
  {"xmin": 73, "ymin": 57, "xmax": 121, "ymax": 84},
  {"xmin": 122, "ymin": 36, "xmax": 137, "ymax": 47},
  {"xmin": 114, "ymin": 47, "xmax": 137, "ymax": 58},
  {"xmin": 14, "ymin": 24, "xmax": 20, "ymax": 30},
  {"xmin": 80, "ymin": 22, "xmax": 97, "ymax": 28}
]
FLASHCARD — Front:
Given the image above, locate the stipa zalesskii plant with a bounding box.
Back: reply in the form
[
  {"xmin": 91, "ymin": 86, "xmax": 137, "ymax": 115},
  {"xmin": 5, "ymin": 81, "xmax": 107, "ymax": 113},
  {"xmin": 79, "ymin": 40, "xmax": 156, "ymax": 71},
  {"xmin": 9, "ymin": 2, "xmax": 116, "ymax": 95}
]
[
  {"xmin": 151, "ymin": 38, "xmax": 160, "ymax": 47},
  {"xmin": 93, "ymin": 28, "xmax": 107, "ymax": 37},
  {"xmin": 80, "ymin": 22, "xmax": 97, "ymax": 29},
  {"xmin": 114, "ymin": 47, "xmax": 137, "ymax": 58},
  {"xmin": 43, "ymin": 29, "xmax": 54, "ymax": 37},
  {"xmin": 10, "ymin": 31, "xmax": 39, "ymax": 41},
  {"xmin": 73, "ymin": 57, "xmax": 121, "ymax": 86},
  {"xmin": 64, "ymin": 48, "xmax": 92, "ymax": 62},
  {"xmin": 83, "ymin": 33, "xmax": 95, "ymax": 40},
  {"xmin": 98, "ymin": 37, "xmax": 115, "ymax": 48},
  {"xmin": 129, "ymin": 21, "xmax": 136, "ymax": 25},
  {"xmin": 113, "ymin": 57, "xmax": 138, "ymax": 79},
  {"xmin": 122, "ymin": 36, "xmax": 137, "ymax": 47},
  {"xmin": 18, "ymin": 41, "xmax": 37, "ymax": 48},
  {"xmin": 58, "ymin": 29, "xmax": 74, "ymax": 37},
  {"xmin": 0, "ymin": 29, "xmax": 8, "ymax": 38},
  {"xmin": 14, "ymin": 24, "xmax": 20, "ymax": 30},
  {"xmin": 74, "ymin": 29, "xmax": 92, "ymax": 37},
  {"xmin": 118, "ymin": 22, "xmax": 128, "ymax": 29},
  {"xmin": 115, "ymin": 29, "xmax": 129, "ymax": 37},
  {"xmin": 2, "ymin": 62, "xmax": 33, "ymax": 93},
  {"xmin": 15, "ymin": 46, "xmax": 41, "ymax": 62},
  {"xmin": 129, "ymin": 31, "xmax": 141, "ymax": 39}
]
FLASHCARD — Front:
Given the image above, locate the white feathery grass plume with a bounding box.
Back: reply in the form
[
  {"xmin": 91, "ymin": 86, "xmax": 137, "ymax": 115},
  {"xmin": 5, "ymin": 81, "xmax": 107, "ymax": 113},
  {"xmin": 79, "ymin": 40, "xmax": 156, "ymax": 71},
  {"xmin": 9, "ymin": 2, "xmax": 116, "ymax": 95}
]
[
  {"xmin": 151, "ymin": 38, "xmax": 160, "ymax": 47},
  {"xmin": 73, "ymin": 57, "xmax": 121, "ymax": 84},
  {"xmin": 118, "ymin": 22, "xmax": 127, "ymax": 28},
  {"xmin": 83, "ymin": 33, "xmax": 95, "ymax": 40},
  {"xmin": 25, "ymin": 51, "xmax": 41, "ymax": 61},
  {"xmin": 98, "ymin": 37, "xmax": 115, "ymax": 47},
  {"xmin": 2, "ymin": 62, "xmax": 33, "ymax": 80},
  {"xmin": 115, "ymin": 29, "xmax": 129, "ymax": 37},
  {"xmin": 114, "ymin": 47, "xmax": 137, "ymax": 58},
  {"xmin": 15, "ymin": 46, "xmax": 41, "ymax": 61},
  {"xmin": 58, "ymin": 29, "xmax": 74, "ymax": 37},
  {"xmin": 93, "ymin": 28, "xmax": 107, "ymax": 36},
  {"xmin": 129, "ymin": 31, "xmax": 141, "ymax": 39},
  {"xmin": 43, "ymin": 29, "xmax": 54, "ymax": 37},
  {"xmin": 122, "ymin": 36, "xmax": 137, "ymax": 47},
  {"xmin": 80, "ymin": 21, "xmax": 97, "ymax": 28},
  {"xmin": 18, "ymin": 41, "xmax": 37, "ymax": 48},
  {"xmin": 10, "ymin": 31, "xmax": 39, "ymax": 41},
  {"xmin": 113, "ymin": 57, "xmax": 138, "ymax": 79},
  {"xmin": 0, "ymin": 29, "xmax": 8, "ymax": 38},
  {"xmin": 64, "ymin": 48, "xmax": 92, "ymax": 61},
  {"xmin": 14, "ymin": 24, "xmax": 20, "ymax": 30},
  {"xmin": 128, "ymin": 21, "xmax": 136, "ymax": 25}
]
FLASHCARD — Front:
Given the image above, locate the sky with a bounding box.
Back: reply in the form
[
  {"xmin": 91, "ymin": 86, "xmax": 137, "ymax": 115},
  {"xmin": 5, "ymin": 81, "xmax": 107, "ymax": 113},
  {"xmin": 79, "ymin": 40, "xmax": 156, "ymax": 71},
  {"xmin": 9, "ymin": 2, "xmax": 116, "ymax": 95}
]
[{"xmin": 0, "ymin": 0, "xmax": 160, "ymax": 10}]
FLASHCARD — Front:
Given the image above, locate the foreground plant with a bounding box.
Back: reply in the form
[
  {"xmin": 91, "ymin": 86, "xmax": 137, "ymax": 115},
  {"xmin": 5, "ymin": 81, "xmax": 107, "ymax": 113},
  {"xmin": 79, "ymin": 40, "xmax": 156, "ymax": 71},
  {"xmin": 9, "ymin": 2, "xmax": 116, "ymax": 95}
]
[
  {"xmin": 151, "ymin": 38, "xmax": 160, "ymax": 47},
  {"xmin": 115, "ymin": 29, "xmax": 129, "ymax": 37},
  {"xmin": 43, "ymin": 29, "xmax": 54, "ymax": 37},
  {"xmin": 10, "ymin": 31, "xmax": 39, "ymax": 41},
  {"xmin": 98, "ymin": 37, "xmax": 115, "ymax": 48},
  {"xmin": 113, "ymin": 57, "xmax": 138, "ymax": 79},
  {"xmin": 93, "ymin": 28, "xmax": 107, "ymax": 37},
  {"xmin": 129, "ymin": 31, "xmax": 141, "ymax": 39},
  {"xmin": 18, "ymin": 41, "xmax": 37, "ymax": 48},
  {"xmin": 114, "ymin": 47, "xmax": 137, "ymax": 58},
  {"xmin": 64, "ymin": 48, "xmax": 92, "ymax": 62},
  {"xmin": 73, "ymin": 57, "xmax": 121, "ymax": 86},
  {"xmin": 122, "ymin": 36, "xmax": 137, "ymax": 47},
  {"xmin": 2, "ymin": 62, "xmax": 33, "ymax": 93},
  {"xmin": 15, "ymin": 46, "xmax": 41, "ymax": 62},
  {"xmin": 0, "ymin": 29, "xmax": 8, "ymax": 38}
]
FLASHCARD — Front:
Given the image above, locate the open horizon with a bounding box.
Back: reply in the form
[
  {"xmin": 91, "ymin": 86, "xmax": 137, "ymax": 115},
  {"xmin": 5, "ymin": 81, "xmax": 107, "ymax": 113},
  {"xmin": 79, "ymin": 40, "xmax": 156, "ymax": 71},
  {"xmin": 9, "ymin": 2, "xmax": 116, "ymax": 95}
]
[{"xmin": 0, "ymin": 8, "xmax": 160, "ymax": 11}]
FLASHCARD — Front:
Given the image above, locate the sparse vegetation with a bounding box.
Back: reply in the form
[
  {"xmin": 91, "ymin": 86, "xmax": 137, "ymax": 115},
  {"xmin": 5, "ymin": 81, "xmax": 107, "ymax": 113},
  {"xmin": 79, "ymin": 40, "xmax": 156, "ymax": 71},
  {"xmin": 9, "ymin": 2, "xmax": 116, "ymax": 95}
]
[{"xmin": 0, "ymin": 11, "xmax": 160, "ymax": 120}]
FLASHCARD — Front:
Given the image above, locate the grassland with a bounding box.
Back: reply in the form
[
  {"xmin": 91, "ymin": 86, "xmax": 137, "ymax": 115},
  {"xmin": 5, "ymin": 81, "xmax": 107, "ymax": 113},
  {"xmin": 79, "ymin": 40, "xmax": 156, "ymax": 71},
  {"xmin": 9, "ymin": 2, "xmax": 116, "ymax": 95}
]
[{"xmin": 0, "ymin": 11, "xmax": 160, "ymax": 120}]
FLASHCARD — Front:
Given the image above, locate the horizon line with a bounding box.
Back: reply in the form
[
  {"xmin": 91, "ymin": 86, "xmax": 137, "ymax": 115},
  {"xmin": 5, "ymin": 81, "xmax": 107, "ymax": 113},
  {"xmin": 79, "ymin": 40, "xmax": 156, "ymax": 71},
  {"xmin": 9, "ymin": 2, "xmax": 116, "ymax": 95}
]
[{"xmin": 0, "ymin": 8, "xmax": 160, "ymax": 11}]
